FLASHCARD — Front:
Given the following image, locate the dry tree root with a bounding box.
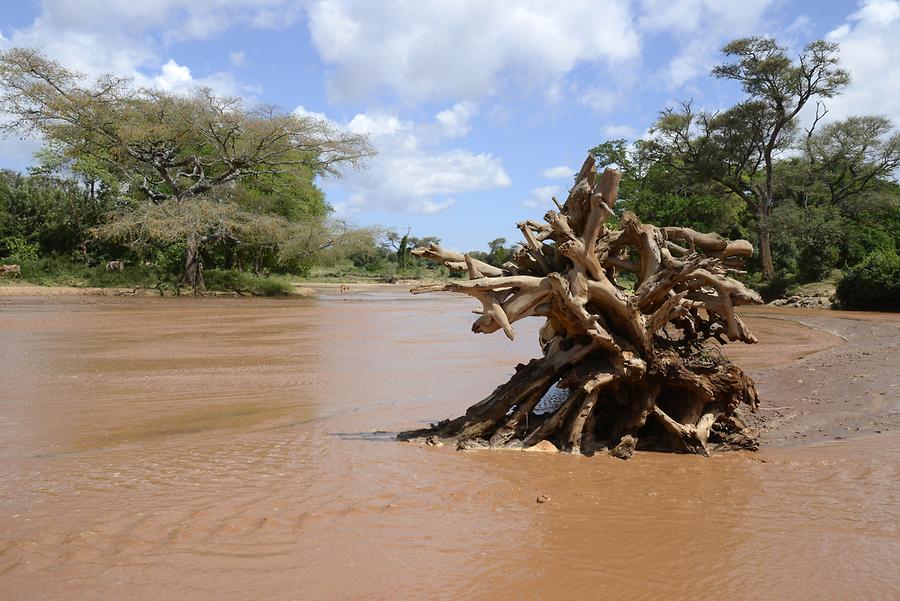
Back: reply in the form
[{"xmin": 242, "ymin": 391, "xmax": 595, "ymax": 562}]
[{"xmin": 399, "ymin": 155, "xmax": 762, "ymax": 458}]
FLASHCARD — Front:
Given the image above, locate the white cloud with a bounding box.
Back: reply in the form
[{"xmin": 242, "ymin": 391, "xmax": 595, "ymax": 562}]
[
  {"xmin": 152, "ymin": 59, "xmax": 193, "ymax": 91},
  {"xmin": 411, "ymin": 198, "xmax": 456, "ymax": 215},
  {"xmin": 306, "ymin": 108, "xmax": 511, "ymax": 217},
  {"xmin": 292, "ymin": 105, "xmax": 330, "ymax": 122},
  {"xmin": 347, "ymin": 113, "xmax": 405, "ymax": 138},
  {"xmin": 541, "ymin": 165, "xmax": 573, "ymax": 179},
  {"xmin": 139, "ymin": 59, "xmax": 251, "ymax": 97},
  {"xmin": 637, "ymin": 0, "xmax": 777, "ymax": 88},
  {"xmin": 822, "ymin": 0, "xmax": 900, "ymax": 126},
  {"xmin": 435, "ymin": 101, "xmax": 478, "ymax": 138},
  {"xmin": 523, "ymin": 185, "xmax": 562, "ymax": 208},
  {"xmin": 0, "ymin": 0, "xmax": 282, "ymax": 101},
  {"xmin": 603, "ymin": 124, "xmax": 638, "ymax": 139},
  {"xmin": 305, "ymin": 0, "xmax": 640, "ymax": 102}
]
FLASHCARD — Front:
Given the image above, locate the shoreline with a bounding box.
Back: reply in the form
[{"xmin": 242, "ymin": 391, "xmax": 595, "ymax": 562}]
[
  {"xmin": 0, "ymin": 280, "xmax": 429, "ymax": 298},
  {"xmin": 740, "ymin": 306, "xmax": 900, "ymax": 448}
]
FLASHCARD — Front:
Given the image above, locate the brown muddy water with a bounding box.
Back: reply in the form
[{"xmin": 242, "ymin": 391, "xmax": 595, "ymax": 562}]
[{"xmin": 1, "ymin": 293, "xmax": 898, "ymax": 600}]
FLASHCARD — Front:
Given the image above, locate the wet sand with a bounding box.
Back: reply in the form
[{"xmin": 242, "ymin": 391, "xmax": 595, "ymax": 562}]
[{"xmin": 1, "ymin": 293, "xmax": 898, "ymax": 600}]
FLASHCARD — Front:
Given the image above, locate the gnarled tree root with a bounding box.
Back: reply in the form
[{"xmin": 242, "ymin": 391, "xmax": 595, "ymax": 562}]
[
  {"xmin": 399, "ymin": 154, "xmax": 764, "ymax": 459},
  {"xmin": 399, "ymin": 345, "xmax": 759, "ymax": 457}
]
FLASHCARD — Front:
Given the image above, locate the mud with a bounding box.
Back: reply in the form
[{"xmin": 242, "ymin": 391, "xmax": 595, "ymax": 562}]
[{"xmin": 1, "ymin": 293, "xmax": 898, "ymax": 600}]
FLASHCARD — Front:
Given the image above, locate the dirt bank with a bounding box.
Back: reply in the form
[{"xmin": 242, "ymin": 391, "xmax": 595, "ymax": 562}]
[{"xmin": 737, "ymin": 306, "xmax": 900, "ymax": 447}]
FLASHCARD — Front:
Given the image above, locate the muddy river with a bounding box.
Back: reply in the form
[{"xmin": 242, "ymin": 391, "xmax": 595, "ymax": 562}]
[{"xmin": 1, "ymin": 293, "xmax": 898, "ymax": 600}]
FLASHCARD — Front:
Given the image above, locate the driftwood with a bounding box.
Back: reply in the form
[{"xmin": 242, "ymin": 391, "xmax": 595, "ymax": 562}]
[{"xmin": 400, "ymin": 155, "xmax": 762, "ymax": 457}]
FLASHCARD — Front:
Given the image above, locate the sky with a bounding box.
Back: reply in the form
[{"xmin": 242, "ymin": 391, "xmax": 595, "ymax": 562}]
[{"xmin": 1, "ymin": 0, "xmax": 898, "ymax": 252}]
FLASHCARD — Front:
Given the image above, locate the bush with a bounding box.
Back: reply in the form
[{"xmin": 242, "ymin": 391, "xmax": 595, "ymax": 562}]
[
  {"xmin": 1, "ymin": 235, "xmax": 40, "ymax": 263},
  {"xmin": 202, "ymin": 269, "xmax": 294, "ymax": 296},
  {"xmin": 836, "ymin": 250, "xmax": 900, "ymax": 311},
  {"xmin": 8, "ymin": 255, "xmax": 172, "ymax": 288}
]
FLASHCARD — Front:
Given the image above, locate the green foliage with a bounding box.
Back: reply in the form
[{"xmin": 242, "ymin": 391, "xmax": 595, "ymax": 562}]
[
  {"xmin": 836, "ymin": 250, "xmax": 900, "ymax": 311},
  {"xmin": 843, "ymin": 225, "xmax": 895, "ymax": 268},
  {"xmin": 0, "ymin": 48, "xmax": 374, "ymax": 287},
  {"xmin": 397, "ymin": 233, "xmax": 409, "ymax": 268},
  {"xmin": 625, "ymin": 190, "xmax": 743, "ymax": 233},
  {"xmin": 202, "ymin": 269, "xmax": 294, "ymax": 296},
  {"xmin": 10, "ymin": 256, "xmax": 168, "ymax": 288},
  {"xmin": 1, "ymin": 235, "xmax": 39, "ymax": 262}
]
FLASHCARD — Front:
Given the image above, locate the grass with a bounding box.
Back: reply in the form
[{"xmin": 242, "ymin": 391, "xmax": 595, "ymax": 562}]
[{"xmin": 1, "ymin": 257, "xmax": 297, "ymax": 296}]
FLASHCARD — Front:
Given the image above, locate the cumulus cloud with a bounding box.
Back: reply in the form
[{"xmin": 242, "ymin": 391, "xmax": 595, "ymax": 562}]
[
  {"xmin": 436, "ymin": 101, "xmax": 478, "ymax": 138},
  {"xmin": 541, "ymin": 166, "xmax": 573, "ymax": 179},
  {"xmin": 293, "ymin": 105, "xmax": 330, "ymax": 122},
  {"xmin": 0, "ymin": 0, "xmax": 284, "ymax": 99},
  {"xmin": 305, "ymin": 107, "xmax": 510, "ymax": 218},
  {"xmin": 305, "ymin": 0, "xmax": 640, "ymax": 102},
  {"xmin": 822, "ymin": 0, "xmax": 900, "ymax": 126},
  {"xmin": 523, "ymin": 185, "xmax": 562, "ymax": 208},
  {"xmin": 637, "ymin": 0, "xmax": 777, "ymax": 88}
]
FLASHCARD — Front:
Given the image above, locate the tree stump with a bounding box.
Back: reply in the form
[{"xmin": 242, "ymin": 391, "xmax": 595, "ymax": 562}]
[{"xmin": 399, "ymin": 155, "xmax": 763, "ymax": 457}]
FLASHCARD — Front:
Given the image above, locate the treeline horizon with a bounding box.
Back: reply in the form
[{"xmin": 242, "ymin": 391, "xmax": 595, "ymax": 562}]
[{"xmin": 0, "ymin": 38, "xmax": 898, "ymax": 309}]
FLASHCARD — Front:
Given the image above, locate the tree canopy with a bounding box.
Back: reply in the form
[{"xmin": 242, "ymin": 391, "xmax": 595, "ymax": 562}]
[
  {"xmin": 648, "ymin": 37, "xmax": 851, "ymax": 279},
  {"xmin": 0, "ymin": 47, "xmax": 374, "ymax": 289}
]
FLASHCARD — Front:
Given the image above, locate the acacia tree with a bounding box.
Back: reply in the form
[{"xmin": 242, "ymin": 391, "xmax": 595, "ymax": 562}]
[
  {"xmin": 650, "ymin": 37, "xmax": 849, "ymax": 280},
  {"xmin": 803, "ymin": 116, "xmax": 900, "ymax": 207},
  {"xmin": 0, "ymin": 47, "xmax": 373, "ymax": 289},
  {"xmin": 400, "ymin": 156, "xmax": 762, "ymax": 457}
]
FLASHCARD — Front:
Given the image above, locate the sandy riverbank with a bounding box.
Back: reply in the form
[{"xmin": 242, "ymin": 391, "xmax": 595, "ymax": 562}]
[{"xmin": 738, "ymin": 306, "xmax": 900, "ymax": 446}]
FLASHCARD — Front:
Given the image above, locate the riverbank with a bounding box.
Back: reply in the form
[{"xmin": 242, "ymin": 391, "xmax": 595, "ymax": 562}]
[
  {"xmin": 0, "ymin": 279, "xmax": 436, "ymax": 297},
  {"xmin": 738, "ymin": 306, "xmax": 900, "ymax": 447}
]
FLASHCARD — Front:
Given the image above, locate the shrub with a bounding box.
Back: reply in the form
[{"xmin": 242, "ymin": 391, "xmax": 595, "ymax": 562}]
[
  {"xmin": 202, "ymin": 269, "xmax": 294, "ymax": 296},
  {"xmin": 2, "ymin": 235, "xmax": 40, "ymax": 263},
  {"xmin": 836, "ymin": 250, "xmax": 900, "ymax": 311}
]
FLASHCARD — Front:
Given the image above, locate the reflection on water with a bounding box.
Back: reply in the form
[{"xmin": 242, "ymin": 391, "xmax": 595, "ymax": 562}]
[{"xmin": 0, "ymin": 294, "xmax": 897, "ymax": 600}]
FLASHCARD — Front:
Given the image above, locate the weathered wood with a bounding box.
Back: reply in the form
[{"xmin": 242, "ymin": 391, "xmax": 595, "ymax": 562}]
[{"xmin": 400, "ymin": 154, "xmax": 762, "ymax": 457}]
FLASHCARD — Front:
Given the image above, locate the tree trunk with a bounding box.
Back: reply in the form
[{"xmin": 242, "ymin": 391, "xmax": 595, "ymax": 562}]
[
  {"xmin": 400, "ymin": 156, "xmax": 763, "ymax": 458},
  {"xmin": 183, "ymin": 232, "xmax": 205, "ymax": 292},
  {"xmin": 757, "ymin": 209, "xmax": 775, "ymax": 281}
]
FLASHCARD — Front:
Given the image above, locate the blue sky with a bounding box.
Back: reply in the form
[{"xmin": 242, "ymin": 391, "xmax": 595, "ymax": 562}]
[{"xmin": 2, "ymin": 0, "xmax": 898, "ymax": 252}]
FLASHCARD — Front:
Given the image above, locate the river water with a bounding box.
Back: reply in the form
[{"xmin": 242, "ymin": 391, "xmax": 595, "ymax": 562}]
[{"xmin": 1, "ymin": 293, "xmax": 897, "ymax": 600}]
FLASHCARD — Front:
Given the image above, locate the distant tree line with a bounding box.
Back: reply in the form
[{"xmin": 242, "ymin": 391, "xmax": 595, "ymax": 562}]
[{"xmin": 1, "ymin": 39, "xmax": 898, "ymax": 308}]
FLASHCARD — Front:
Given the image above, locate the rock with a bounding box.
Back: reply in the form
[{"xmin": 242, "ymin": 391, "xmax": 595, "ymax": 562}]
[
  {"xmin": 424, "ymin": 435, "xmax": 443, "ymax": 447},
  {"xmin": 770, "ymin": 294, "xmax": 833, "ymax": 309},
  {"xmin": 536, "ymin": 493, "xmax": 550, "ymax": 504},
  {"xmin": 609, "ymin": 434, "xmax": 637, "ymax": 460},
  {"xmin": 523, "ymin": 440, "xmax": 559, "ymax": 453}
]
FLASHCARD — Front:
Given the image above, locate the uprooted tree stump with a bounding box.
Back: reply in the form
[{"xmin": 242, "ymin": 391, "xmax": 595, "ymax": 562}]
[{"xmin": 399, "ymin": 155, "xmax": 763, "ymax": 458}]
